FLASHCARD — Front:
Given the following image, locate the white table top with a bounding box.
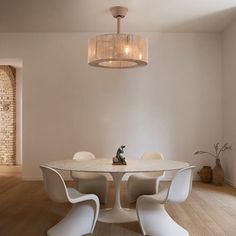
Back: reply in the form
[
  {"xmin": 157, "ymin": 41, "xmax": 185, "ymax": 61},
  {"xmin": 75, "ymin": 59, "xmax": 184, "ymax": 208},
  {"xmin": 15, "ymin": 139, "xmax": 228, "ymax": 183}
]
[{"xmin": 45, "ymin": 158, "xmax": 189, "ymax": 173}]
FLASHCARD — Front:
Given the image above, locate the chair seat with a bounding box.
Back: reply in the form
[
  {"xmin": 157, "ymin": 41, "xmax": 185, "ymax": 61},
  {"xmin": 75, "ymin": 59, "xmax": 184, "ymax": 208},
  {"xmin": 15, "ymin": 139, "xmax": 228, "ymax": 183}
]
[
  {"xmin": 67, "ymin": 187, "xmax": 100, "ymax": 205},
  {"xmin": 139, "ymin": 188, "xmax": 169, "ymax": 204},
  {"xmin": 71, "ymin": 171, "xmax": 107, "ymax": 203},
  {"xmin": 67, "ymin": 187, "xmax": 83, "ymax": 199},
  {"xmin": 71, "ymin": 172, "xmax": 106, "ymax": 181}
]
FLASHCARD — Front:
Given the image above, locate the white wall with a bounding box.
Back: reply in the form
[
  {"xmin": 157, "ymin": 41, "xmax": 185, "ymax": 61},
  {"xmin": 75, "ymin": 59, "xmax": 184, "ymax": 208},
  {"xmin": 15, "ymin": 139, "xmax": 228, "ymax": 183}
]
[
  {"xmin": 222, "ymin": 19, "xmax": 236, "ymax": 187},
  {"xmin": 0, "ymin": 32, "xmax": 222, "ymax": 180}
]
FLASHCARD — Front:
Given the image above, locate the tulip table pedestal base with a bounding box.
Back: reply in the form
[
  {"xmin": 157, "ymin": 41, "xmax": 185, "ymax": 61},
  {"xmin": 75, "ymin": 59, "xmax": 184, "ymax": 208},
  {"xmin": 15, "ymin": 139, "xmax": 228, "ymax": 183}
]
[{"xmin": 98, "ymin": 172, "xmax": 137, "ymax": 223}]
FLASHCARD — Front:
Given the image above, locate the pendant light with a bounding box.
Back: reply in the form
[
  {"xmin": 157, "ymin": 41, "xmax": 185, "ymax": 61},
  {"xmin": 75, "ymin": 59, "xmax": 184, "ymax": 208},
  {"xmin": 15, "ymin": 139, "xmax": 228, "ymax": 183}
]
[{"xmin": 88, "ymin": 6, "xmax": 148, "ymax": 69}]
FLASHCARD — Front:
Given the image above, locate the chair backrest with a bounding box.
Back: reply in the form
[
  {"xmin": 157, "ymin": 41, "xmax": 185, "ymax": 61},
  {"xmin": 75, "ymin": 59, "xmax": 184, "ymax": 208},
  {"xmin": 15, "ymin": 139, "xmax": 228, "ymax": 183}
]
[
  {"xmin": 167, "ymin": 166, "xmax": 195, "ymax": 203},
  {"xmin": 141, "ymin": 152, "xmax": 164, "ymax": 160},
  {"xmin": 40, "ymin": 165, "xmax": 69, "ymax": 203},
  {"xmin": 73, "ymin": 151, "xmax": 96, "ymax": 161}
]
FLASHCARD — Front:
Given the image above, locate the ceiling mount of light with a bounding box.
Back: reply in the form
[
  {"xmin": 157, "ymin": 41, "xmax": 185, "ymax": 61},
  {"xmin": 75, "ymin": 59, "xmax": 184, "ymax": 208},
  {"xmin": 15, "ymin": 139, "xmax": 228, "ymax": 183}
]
[{"xmin": 88, "ymin": 6, "xmax": 148, "ymax": 69}]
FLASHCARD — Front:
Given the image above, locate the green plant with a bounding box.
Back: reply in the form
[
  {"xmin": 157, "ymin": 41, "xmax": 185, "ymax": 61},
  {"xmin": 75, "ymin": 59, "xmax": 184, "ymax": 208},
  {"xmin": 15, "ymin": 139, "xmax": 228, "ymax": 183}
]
[{"xmin": 194, "ymin": 143, "xmax": 232, "ymax": 159}]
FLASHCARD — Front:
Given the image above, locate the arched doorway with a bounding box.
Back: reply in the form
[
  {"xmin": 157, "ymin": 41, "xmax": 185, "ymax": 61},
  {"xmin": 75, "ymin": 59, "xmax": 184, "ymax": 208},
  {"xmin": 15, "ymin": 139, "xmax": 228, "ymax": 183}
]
[{"xmin": 0, "ymin": 66, "xmax": 16, "ymax": 165}]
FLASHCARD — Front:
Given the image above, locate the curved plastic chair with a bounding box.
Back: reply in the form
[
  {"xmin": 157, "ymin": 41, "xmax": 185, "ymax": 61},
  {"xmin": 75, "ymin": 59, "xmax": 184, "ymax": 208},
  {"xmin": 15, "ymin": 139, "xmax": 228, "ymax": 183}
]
[
  {"xmin": 71, "ymin": 151, "xmax": 107, "ymax": 203},
  {"xmin": 136, "ymin": 166, "xmax": 195, "ymax": 236},
  {"xmin": 40, "ymin": 165, "xmax": 99, "ymax": 236},
  {"xmin": 127, "ymin": 152, "xmax": 165, "ymax": 203}
]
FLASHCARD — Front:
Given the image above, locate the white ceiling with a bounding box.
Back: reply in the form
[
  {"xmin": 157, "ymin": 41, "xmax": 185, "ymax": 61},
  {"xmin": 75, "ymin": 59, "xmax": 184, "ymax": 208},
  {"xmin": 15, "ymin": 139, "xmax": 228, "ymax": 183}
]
[{"xmin": 0, "ymin": 0, "xmax": 236, "ymax": 33}]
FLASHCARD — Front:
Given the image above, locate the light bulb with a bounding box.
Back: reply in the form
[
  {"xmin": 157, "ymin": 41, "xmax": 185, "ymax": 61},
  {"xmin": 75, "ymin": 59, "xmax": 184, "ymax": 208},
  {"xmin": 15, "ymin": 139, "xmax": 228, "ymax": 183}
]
[{"xmin": 124, "ymin": 46, "xmax": 130, "ymax": 55}]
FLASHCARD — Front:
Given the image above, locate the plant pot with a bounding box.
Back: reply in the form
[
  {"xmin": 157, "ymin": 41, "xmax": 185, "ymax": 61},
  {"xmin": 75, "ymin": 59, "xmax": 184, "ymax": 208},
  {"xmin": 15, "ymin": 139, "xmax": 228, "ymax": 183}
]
[
  {"xmin": 212, "ymin": 158, "xmax": 224, "ymax": 186},
  {"xmin": 198, "ymin": 166, "xmax": 212, "ymax": 183}
]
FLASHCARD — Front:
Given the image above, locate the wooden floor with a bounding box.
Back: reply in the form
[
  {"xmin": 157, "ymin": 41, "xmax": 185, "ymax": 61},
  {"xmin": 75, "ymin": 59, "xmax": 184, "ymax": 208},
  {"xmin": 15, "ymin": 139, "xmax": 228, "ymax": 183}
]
[{"xmin": 0, "ymin": 177, "xmax": 236, "ymax": 236}]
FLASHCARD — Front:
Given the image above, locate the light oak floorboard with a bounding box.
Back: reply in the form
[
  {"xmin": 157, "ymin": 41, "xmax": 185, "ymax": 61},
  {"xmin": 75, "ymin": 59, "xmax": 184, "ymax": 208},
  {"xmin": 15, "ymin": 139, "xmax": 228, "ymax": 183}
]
[{"xmin": 0, "ymin": 177, "xmax": 236, "ymax": 236}]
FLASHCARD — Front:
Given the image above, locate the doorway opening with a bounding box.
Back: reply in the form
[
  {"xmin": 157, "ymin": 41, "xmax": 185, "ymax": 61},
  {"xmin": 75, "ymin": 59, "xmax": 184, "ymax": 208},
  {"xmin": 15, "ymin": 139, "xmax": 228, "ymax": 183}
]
[{"xmin": 0, "ymin": 60, "xmax": 22, "ymax": 177}]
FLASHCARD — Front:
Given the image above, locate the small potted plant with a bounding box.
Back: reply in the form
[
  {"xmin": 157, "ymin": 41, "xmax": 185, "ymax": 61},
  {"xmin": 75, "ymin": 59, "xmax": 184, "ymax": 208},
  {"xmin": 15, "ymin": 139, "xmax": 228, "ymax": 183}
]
[{"xmin": 194, "ymin": 143, "xmax": 232, "ymax": 185}]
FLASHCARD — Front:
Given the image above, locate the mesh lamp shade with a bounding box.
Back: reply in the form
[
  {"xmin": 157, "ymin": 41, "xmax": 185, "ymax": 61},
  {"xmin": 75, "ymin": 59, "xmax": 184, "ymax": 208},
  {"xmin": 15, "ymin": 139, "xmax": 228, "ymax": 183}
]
[{"xmin": 88, "ymin": 33, "xmax": 148, "ymax": 69}]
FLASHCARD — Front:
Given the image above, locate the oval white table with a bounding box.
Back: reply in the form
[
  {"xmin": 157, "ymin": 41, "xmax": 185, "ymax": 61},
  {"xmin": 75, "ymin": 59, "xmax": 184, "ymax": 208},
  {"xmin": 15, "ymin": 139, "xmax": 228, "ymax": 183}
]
[{"xmin": 45, "ymin": 159, "xmax": 189, "ymax": 223}]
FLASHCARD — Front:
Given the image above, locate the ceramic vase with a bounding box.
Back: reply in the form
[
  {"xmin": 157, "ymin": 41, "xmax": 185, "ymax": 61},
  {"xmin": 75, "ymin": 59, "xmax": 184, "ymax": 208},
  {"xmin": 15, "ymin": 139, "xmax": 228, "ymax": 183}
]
[
  {"xmin": 212, "ymin": 158, "xmax": 224, "ymax": 185},
  {"xmin": 198, "ymin": 166, "xmax": 212, "ymax": 183}
]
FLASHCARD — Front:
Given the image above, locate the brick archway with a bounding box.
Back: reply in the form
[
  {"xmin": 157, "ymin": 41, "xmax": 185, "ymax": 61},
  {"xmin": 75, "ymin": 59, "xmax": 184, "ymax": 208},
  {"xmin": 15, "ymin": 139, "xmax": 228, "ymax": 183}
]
[{"xmin": 0, "ymin": 66, "xmax": 16, "ymax": 165}]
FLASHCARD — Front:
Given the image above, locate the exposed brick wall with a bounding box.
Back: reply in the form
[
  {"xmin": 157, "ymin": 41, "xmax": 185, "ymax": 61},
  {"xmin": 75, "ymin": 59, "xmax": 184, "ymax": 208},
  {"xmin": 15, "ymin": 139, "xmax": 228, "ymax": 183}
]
[{"xmin": 0, "ymin": 66, "xmax": 16, "ymax": 165}]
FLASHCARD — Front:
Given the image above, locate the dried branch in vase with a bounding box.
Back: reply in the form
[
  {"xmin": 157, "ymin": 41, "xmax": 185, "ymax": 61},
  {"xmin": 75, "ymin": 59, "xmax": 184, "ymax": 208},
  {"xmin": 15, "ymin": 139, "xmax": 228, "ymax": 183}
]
[{"xmin": 194, "ymin": 143, "xmax": 232, "ymax": 159}]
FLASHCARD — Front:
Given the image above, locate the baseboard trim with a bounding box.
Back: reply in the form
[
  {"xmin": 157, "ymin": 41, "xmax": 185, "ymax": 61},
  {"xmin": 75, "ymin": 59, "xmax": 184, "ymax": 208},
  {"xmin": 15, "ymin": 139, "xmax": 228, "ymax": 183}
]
[
  {"xmin": 22, "ymin": 176, "xmax": 236, "ymax": 189},
  {"xmin": 22, "ymin": 176, "xmax": 73, "ymax": 181},
  {"xmin": 224, "ymin": 178, "xmax": 236, "ymax": 188}
]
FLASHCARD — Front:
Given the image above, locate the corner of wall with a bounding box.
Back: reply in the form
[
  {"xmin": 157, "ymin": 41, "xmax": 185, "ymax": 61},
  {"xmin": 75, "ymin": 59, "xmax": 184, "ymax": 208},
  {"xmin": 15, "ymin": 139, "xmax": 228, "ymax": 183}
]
[{"xmin": 221, "ymin": 18, "xmax": 236, "ymax": 187}]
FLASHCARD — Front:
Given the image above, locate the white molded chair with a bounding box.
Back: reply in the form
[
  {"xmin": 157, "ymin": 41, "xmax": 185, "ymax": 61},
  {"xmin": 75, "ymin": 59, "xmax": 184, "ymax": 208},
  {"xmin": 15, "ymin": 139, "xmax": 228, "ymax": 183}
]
[
  {"xmin": 128, "ymin": 152, "xmax": 165, "ymax": 203},
  {"xmin": 136, "ymin": 166, "xmax": 195, "ymax": 236},
  {"xmin": 40, "ymin": 165, "xmax": 99, "ymax": 236},
  {"xmin": 71, "ymin": 151, "xmax": 107, "ymax": 203}
]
